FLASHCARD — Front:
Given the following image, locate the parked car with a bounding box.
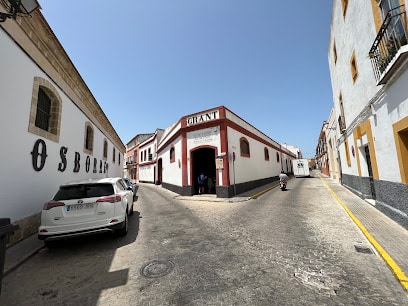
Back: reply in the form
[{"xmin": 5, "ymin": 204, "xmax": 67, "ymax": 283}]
[
  {"xmin": 123, "ymin": 178, "xmax": 136, "ymax": 199},
  {"xmin": 38, "ymin": 177, "xmax": 134, "ymax": 247}
]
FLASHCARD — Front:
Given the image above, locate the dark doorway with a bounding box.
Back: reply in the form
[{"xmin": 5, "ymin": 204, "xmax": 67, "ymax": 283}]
[
  {"xmin": 192, "ymin": 147, "xmax": 216, "ymax": 195},
  {"xmin": 364, "ymin": 145, "xmax": 376, "ymax": 199},
  {"xmin": 157, "ymin": 158, "xmax": 162, "ymax": 184}
]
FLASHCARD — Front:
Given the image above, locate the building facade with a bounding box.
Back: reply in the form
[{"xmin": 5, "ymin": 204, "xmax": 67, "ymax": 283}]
[
  {"xmin": 1, "ymin": 5, "xmax": 125, "ymax": 244},
  {"xmin": 125, "ymin": 133, "xmax": 154, "ymax": 183},
  {"xmin": 130, "ymin": 106, "xmax": 297, "ymax": 198},
  {"xmin": 327, "ymin": 0, "xmax": 408, "ymax": 228}
]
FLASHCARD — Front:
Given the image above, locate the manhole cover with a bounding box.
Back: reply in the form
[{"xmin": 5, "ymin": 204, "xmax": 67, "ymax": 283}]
[
  {"xmin": 140, "ymin": 260, "xmax": 175, "ymax": 278},
  {"xmin": 354, "ymin": 245, "xmax": 374, "ymax": 254}
]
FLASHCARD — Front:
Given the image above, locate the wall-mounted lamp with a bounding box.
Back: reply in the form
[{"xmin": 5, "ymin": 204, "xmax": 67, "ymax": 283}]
[
  {"xmin": 323, "ymin": 120, "xmax": 337, "ymax": 131},
  {"xmin": 0, "ymin": 0, "xmax": 40, "ymax": 22}
]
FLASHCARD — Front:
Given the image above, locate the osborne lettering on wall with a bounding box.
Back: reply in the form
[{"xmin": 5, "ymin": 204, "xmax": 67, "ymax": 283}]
[
  {"xmin": 186, "ymin": 110, "xmax": 219, "ymax": 126},
  {"xmin": 31, "ymin": 139, "xmax": 108, "ymax": 173}
]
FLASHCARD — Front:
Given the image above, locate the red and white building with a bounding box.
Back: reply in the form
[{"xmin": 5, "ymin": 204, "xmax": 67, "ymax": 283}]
[{"xmin": 133, "ymin": 106, "xmax": 297, "ymax": 197}]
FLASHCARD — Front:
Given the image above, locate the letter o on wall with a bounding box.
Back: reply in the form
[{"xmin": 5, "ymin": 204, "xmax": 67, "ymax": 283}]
[{"xmin": 31, "ymin": 139, "xmax": 48, "ymax": 171}]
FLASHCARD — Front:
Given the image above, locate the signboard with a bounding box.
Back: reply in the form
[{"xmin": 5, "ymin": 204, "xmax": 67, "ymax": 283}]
[
  {"xmin": 216, "ymin": 158, "xmax": 224, "ymax": 169},
  {"xmin": 187, "ymin": 110, "xmax": 219, "ymax": 126}
]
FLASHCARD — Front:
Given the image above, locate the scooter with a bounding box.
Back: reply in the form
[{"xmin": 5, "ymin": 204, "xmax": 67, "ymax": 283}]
[{"xmin": 279, "ymin": 180, "xmax": 287, "ymax": 191}]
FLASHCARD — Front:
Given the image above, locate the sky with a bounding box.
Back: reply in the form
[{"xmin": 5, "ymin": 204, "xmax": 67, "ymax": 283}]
[{"xmin": 39, "ymin": 1, "xmax": 334, "ymax": 158}]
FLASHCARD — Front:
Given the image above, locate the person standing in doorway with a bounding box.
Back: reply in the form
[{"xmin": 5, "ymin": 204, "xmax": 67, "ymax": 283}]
[{"xmin": 198, "ymin": 172, "xmax": 207, "ymax": 194}]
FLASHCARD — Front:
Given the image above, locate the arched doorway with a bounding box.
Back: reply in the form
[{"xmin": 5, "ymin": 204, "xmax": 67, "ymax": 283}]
[
  {"xmin": 157, "ymin": 158, "xmax": 162, "ymax": 184},
  {"xmin": 191, "ymin": 147, "xmax": 216, "ymax": 195}
]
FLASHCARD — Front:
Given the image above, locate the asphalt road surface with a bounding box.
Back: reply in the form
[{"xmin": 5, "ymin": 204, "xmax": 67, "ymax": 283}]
[{"xmin": 1, "ymin": 176, "xmax": 407, "ymax": 305}]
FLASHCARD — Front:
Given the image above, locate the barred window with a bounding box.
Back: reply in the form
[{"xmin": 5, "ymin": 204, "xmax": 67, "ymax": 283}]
[
  {"xmin": 240, "ymin": 138, "xmax": 250, "ymax": 157},
  {"xmin": 103, "ymin": 140, "xmax": 108, "ymax": 159},
  {"xmin": 85, "ymin": 124, "xmax": 94, "ymax": 152},
  {"xmin": 264, "ymin": 147, "xmax": 269, "ymax": 161},
  {"xmin": 170, "ymin": 147, "xmax": 175, "ymax": 163},
  {"xmin": 35, "ymin": 87, "xmax": 51, "ymax": 131}
]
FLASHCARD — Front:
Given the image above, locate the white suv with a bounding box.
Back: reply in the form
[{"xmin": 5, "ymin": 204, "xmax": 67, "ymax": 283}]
[{"xmin": 38, "ymin": 177, "xmax": 134, "ymax": 247}]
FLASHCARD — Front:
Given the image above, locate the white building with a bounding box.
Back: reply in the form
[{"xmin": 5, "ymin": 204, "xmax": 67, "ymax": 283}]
[
  {"xmin": 137, "ymin": 106, "xmax": 296, "ymax": 197},
  {"xmin": 328, "ymin": 0, "xmax": 408, "ymax": 227},
  {"xmin": 0, "ymin": 4, "xmax": 125, "ymax": 243}
]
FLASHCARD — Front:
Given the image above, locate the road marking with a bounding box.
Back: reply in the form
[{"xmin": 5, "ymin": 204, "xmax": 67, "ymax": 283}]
[
  {"xmin": 250, "ymin": 185, "xmax": 278, "ymax": 199},
  {"xmin": 318, "ymin": 174, "xmax": 408, "ymax": 292}
]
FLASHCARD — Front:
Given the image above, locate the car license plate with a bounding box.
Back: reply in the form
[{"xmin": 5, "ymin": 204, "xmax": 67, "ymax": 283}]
[{"xmin": 66, "ymin": 203, "xmax": 94, "ymax": 211}]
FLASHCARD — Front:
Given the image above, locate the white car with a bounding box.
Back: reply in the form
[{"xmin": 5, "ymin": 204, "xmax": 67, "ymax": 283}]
[{"xmin": 38, "ymin": 177, "xmax": 134, "ymax": 247}]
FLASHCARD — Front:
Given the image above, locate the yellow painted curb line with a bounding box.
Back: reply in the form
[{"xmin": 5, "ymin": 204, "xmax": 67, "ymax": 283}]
[
  {"xmin": 250, "ymin": 185, "xmax": 278, "ymax": 199},
  {"xmin": 318, "ymin": 174, "xmax": 408, "ymax": 292}
]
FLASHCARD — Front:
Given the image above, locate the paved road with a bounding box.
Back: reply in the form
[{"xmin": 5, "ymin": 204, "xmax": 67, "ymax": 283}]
[{"xmin": 1, "ymin": 175, "xmax": 407, "ymax": 305}]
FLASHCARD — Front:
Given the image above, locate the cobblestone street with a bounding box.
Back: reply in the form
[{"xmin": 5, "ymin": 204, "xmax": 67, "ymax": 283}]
[{"xmin": 1, "ymin": 175, "xmax": 407, "ymax": 305}]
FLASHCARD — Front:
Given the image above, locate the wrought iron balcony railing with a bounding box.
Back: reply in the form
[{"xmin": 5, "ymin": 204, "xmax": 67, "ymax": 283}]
[{"xmin": 369, "ymin": 5, "xmax": 408, "ymax": 83}]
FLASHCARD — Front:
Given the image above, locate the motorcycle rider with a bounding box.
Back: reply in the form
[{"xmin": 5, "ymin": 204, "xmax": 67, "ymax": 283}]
[{"xmin": 279, "ymin": 170, "xmax": 288, "ymax": 187}]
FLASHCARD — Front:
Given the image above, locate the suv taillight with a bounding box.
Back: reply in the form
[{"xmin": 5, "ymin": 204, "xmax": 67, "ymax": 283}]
[
  {"xmin": 96, "ymin": 195, "xmax": 122, "ymax": 203},
  {"xmin": 43, "ymin": 201, "xmax": 65, "ymax": 210}
]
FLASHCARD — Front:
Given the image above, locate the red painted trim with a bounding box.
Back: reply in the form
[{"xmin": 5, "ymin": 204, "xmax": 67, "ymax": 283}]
[
  {"xmin": 220, "ymin": 121, "xmax": 229, "ymax": 186},
  {"xmin": 182, "ymin": 132, "xmax": 188, "ymax": 186}
]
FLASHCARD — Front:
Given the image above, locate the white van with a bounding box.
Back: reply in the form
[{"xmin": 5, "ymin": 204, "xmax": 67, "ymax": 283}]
[{"xmin": 292, "ymin": 159, "xmax": 310, "ymax": 177}]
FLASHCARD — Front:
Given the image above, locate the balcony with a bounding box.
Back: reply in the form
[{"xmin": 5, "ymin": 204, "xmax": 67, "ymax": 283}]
[{"xmin": 369, "ymin": 5, "xmax": 408, "ymax": 84}]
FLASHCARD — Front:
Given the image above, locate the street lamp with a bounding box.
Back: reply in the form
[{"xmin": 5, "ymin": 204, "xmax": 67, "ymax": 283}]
[{"xmin": 0, "ymin": 0, "xmax": 40, "ymax": 22}]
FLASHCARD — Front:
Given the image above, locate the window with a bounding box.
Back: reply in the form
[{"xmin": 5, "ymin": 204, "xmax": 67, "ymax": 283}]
[
  {"xmin": 264, "ymin": 147, "xmax": 269, "ymax": 161},
  {"xmin": 116, "ymin": 180, "xmax": 126, "ymax": 191},
  {"xmin": 84, "ymin": 123, "xmax": 94, "ymax": 154},
  {"xmin": 344, "ymin": 138, "xmax": 351, "ymax": 166},
  {"xmin": 240, "ymin": 138, "xmax": 250, "ymax": 157},
  {"xmin": 341, "ymin": 0, "xmax": 349, "ymax": 17},
  {"xmin": 338, "ymin": 92, "xmax": 346, "ymax": 132},
  {"xmin": 170, "ymin": 147, "xmax": 175, "ymax": 163},
  {"xmin": 333, "ymin": 41, "xmax": 338, "ymax": 64},
  {"xmin": 378, "ymin": 0, "xmax": 401, "ymax": 19},
  {"xmin": 276, "ymin": 152, "xmax": 280, "ymax": 163},
  {"xmin": 148, "ymin": 148, "xmax": 152, "ymax": 161},
  {"xmin": 28, "ymin": 77, "xmax": 62, "ymax": 142},
  {"xmin": 350, "ymin": 51, "xmax": 358, "ymax": 83},
  {"xmin": 35, "ymin": 88, "xmax": 51, "ymax": 131},
  {"xmin": 118, "ymin": 152, "xmax": 121, "ymax": 165},
  {"xmin": 103, "ymin": 139, "xmax": 108, "ymax": 159},
  {"xmin": 54, "ymin": 183, "xmax": 113, "ymax": 200},
  {"xmin": 113, "ymin": 148, "xmax": 116, "ymax": 162}
]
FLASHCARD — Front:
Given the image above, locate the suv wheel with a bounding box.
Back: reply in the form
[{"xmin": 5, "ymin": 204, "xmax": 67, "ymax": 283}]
[
  {"xmin": 116, "ymin": 213, "xmax": 128, "ymax": 237},
  {"xmin": 129, "ymin": 202, "xmax": 134, "ymax": 215}
]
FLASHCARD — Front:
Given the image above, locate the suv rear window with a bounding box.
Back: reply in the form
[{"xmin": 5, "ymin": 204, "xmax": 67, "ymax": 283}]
[{"xmin": 53, "ymin": 183, "xmax": 114, "ymax": 200}]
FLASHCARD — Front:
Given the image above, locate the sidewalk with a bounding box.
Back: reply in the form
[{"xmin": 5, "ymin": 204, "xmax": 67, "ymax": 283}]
[
  {"xmin": 316, "ymin": 174, "xmax": 408, "ymax": 291},
  {"xmin": 4, "ymin": 175, "xmax": 408, "ymax": 291}
]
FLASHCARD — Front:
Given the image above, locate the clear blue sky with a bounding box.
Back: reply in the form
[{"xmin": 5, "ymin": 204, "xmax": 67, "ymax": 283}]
[{"xmin": 40, "ymin": 1, "xmax": 334, "ymax": 158}]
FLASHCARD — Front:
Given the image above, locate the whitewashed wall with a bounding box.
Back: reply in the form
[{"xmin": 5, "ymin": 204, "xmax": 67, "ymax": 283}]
[
  {"xmin": 0, "ymin": 29, "xmax": 122, "ymax": 222},
  {"xmin": 329, "ymin": 1, "xmax": 381, "ymax": 177},
  {"xmin": 138, "ymin": 138, "xmax": 157, "ymax": 183},
  {"xmin": 374, "ymin": 69, "xmax": 408, "ymax": 182},
  {"xmin": 160, "ymin": 136, "xmax": 183, "ymax": 186},
  {"xmin": 227, "ymin": 127, "xmax": 282, "ymax": 184}
]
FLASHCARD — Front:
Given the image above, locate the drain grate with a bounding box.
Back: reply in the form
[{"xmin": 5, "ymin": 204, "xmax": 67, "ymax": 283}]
[
  {"xmin": 140, "ymin": 260, "xmax": 175, "ymax": 278},
  {"xmin": 354, "ymin": 245, "xmax": 374, "ymax": 254}
]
